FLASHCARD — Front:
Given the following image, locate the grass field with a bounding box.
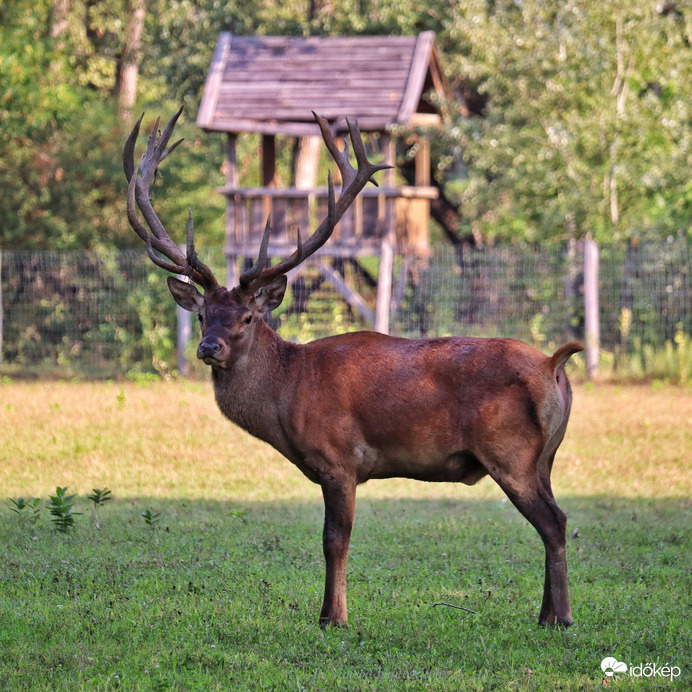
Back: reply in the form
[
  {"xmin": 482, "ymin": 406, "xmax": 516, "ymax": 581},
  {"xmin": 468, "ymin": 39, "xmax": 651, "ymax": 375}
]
[{"xmin": 0, "ymin": 379, "xmax": 689, "ymax": 690}]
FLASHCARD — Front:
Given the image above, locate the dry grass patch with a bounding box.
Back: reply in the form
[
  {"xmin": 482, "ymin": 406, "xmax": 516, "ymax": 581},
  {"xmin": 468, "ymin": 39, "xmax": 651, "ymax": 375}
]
[{"xmin": 2, "ymin": 379, "xmax": 688, "ymax": 502}]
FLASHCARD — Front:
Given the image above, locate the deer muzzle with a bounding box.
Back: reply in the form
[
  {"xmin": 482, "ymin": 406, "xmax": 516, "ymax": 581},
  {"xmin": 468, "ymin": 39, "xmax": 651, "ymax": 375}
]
[{"xmin": 197, "ymin": 341, "xmax": 222, "ymax": 362}]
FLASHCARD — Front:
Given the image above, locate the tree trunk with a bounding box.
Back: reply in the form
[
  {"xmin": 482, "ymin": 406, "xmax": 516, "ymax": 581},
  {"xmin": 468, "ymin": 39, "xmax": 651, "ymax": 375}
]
[
  {"xmin": 293, "ymin": 136, "xmax": 321, "ymax": 188},
  {"xmin": 50, "ymin": 0, "xmax": 71, "ymax": 76},
  {"xmin": 114, "ymin": 0, "xmax": 146, "ymax": 125},
  {"xmin": 51, "ymin": 0, "xmax": 71, "ymax": 40}
]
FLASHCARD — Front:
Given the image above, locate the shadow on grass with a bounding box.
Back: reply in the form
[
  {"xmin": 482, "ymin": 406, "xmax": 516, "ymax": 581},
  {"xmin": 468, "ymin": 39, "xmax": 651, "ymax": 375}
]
[{"xmin": 1, "ymin": 495, "xmax": 688, "ymax": 691}]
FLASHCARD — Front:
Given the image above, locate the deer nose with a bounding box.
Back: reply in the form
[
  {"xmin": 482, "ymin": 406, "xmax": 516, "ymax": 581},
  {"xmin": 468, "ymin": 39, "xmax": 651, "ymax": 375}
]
[{"xmin": 197, "ymin": 341, "xmax": 222, "ymax": 360}]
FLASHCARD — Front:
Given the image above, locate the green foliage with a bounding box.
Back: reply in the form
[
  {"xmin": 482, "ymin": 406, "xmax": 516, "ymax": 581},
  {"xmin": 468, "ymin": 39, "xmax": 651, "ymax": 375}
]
[
  {"xmin": 0, "ymin": 0, "xmax": 81, "ymax": 139},
  {"xmin": 2, "ymin": 0, "xmax": 692, "ymax": 252},
  {"xmin": 437, "ymin": 0, "xmax": 692, "ymax": 242},
  {"xmin": 46, "ymin": 486, "xmax": 81, "ymax": 533},
  {"xmin": 87, "ymin": 488, "xmax": 112, "ymax": 507},
  {"xmin": 141, "ymin": 509, "xmax": 161, "ymax": 528},
  {"xmin": 87, "ymin": 488, "xmax": 112, "ymax": 530},
  {"xmin": 8, "ymin": 497, "xmax": 41, "ymax": 525}
]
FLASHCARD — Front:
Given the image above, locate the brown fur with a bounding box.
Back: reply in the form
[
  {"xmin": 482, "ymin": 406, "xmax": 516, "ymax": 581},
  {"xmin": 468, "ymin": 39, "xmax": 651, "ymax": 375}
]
[
  {"xmin": 125, "ymin": 109, "xmax": 583, "ymax": 629},
  {"xmin": 171, "ymin": 280, "xmax": 583, "ymax": 628}
]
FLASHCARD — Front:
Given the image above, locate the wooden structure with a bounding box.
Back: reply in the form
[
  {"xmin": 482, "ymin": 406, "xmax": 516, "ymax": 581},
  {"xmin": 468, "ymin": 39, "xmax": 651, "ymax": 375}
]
[{"xmin": 197, "ymin": 32, "xmax": 446, "ymax": 333}]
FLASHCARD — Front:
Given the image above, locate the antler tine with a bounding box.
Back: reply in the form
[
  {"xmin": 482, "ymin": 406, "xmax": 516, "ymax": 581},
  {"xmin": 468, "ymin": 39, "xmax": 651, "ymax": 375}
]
[
  {"xmin": 123, "ymin": 107, "xmax": 219, "ymax": 291},
  {"xmin": 127, "ymin": 165, "xmax": 186, "ymax": 270},
  {"xmin": 145, "ymin": 236, "xmax": 186, "ymax": 275},
  {"xmin": 313, "ymin": 112, "xmax": 355, "ymax": 188},
  {"xmin": 123, "ymin": 112, "xmax": 144, "ymax": 183},
  {"xmin": 185, "ymin": 208, "xmax": 218, "ymax": 287},
  {"xmin": 239, "ymin": 115, "xmax": 388, "ymax": 292},
  {"xmin": 239, "ymin": 215, "xmax": 273, "ymax": 287}
]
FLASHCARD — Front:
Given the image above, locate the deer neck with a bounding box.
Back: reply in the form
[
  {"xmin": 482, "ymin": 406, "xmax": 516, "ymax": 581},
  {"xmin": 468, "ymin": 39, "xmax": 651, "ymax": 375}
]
[{"xmin": 210, "ymin": 321, "xmax": 300, "ymax": 450}]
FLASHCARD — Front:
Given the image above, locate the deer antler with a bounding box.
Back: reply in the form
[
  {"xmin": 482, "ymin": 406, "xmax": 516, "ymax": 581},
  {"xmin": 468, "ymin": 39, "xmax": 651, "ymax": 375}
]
[
  {"xmin": 239, "ymin": 113, "xmax": 391, "ymax": 290},
  {"xmin": 123, "ymin": 107, "xmax": 219, "ymax": 292}
]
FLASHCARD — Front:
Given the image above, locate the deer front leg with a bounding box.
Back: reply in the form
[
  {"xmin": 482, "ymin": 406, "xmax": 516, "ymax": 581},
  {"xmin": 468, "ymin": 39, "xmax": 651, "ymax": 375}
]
[{"xmin": 319, "ymin": 471, "xmax": 356, "ymax": 628}]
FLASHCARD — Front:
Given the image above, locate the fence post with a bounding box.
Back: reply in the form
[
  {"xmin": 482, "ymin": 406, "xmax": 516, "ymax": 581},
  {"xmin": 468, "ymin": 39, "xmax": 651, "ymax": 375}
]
[
  {"xmin": 375, "ymin": 229, "xmax": 394, "ymax": 335},
  {"xmin": 583, "ymin": 237, "xmax": 600, "ymax": 380},
  {"xmin": 375, "ymin": 135, "xmax": 395, "ymax": 335},
  {"xmin": 176, "ymin": 245, "xmax": 191, "ymax": 376},
  {"xmin": 177, "ymin": 298, "xmax": 191, "ymax": 376}
]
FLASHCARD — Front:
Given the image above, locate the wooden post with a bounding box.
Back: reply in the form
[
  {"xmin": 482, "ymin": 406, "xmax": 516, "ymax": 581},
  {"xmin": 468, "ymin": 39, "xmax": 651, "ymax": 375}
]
[
  {"xmin": 176, "ymin": 247, "xmax": 191, "ymax": 376},
  {"xmin": 375, "ymin": 232, "xmax": 394, "ymax": 334},
  {"xmin": 583, "ymin": 237, "xmax": 600, "ymax": 380},
  {"xmin": 414, "ymin": 138, "xmax": 430, "ymax": 186},
  {"xmin": 375, "ymin": 135, "xmax": 396, "ymax": 334},
  {"xmin": 262, "ymin": 135, "xmax": 277, "ymax": 186},
  {"xmin": 261, "ymin": 134, "xmax": 277, "ymax": 253},
  {"xmin": 226, "ymin": 133, "xmax": 239, "ymax": 288}
]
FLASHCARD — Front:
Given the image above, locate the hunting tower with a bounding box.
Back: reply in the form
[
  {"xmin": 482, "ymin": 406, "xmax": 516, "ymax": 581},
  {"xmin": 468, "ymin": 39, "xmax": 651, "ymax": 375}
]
[{"xmin": 197, "ymin": 31, "xmax": 446, "ymax": 332}]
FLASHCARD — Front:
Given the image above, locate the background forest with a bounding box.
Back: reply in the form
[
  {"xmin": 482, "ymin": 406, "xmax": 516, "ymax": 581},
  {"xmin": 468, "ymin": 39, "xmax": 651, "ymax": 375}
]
[{"xmin": 2, "ymin": 0, "xmax": 692, "ymax": 253}]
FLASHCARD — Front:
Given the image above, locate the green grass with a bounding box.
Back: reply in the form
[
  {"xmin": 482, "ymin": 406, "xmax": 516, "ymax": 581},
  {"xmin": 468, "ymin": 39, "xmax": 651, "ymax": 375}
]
[{"xmin": 0, "ymin": 380, "xmax": 689, "ymax": 690}]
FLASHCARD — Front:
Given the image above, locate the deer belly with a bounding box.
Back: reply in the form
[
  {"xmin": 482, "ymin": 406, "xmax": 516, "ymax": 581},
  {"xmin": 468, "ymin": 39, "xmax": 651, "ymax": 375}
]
[{"xmin": 363, "ymin": 448, "xmax": 487, "ymax": 485}]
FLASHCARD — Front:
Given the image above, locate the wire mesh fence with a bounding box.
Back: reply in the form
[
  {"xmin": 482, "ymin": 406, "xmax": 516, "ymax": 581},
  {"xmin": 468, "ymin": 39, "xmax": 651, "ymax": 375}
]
[{"xmin": 0, "ymin": 241, "xmax": 689, "ymax": 379}]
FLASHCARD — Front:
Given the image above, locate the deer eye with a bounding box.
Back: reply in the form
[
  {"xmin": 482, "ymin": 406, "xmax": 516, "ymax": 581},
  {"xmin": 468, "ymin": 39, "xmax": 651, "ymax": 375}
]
[{"xmin": 243, "ymin": 315, "xmax": 252, "ymax": 325}]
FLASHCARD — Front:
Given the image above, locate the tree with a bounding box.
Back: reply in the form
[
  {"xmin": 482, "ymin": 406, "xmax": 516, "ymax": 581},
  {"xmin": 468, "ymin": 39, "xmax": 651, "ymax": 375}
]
[
  {"xmin": 3, "ymin": 0, "xmax": 691, "ymax": 250},
  {"xmin": 115, "ymin": 0, "xmax": 146, "ymax": 124},
  {"xmin": 437, "ymin": 0, "xmax": 692, "ymax": 242}
]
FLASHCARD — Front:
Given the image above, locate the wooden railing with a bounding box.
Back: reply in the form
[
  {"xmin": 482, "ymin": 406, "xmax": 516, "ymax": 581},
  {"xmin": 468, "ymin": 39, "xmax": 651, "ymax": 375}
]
[
  {"xmin": 218, "ymin": 184, "xmax": 438, "ymax": 333},
  {"xmin": 218, "ymin": 185, "xmax": 438, "ymax": 257}
]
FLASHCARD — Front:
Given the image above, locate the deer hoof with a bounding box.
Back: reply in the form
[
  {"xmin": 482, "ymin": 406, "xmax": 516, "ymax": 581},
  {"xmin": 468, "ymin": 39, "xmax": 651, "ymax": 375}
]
[{"xmin": 539, "ymin": 615, "xmax": 573, "ymax": 629}]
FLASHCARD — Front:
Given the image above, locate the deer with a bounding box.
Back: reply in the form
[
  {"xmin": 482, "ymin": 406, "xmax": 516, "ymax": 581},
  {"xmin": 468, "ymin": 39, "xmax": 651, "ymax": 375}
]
[{"xmin": 123, "ymin": 108, "xmax": 583, "ymax": 629}]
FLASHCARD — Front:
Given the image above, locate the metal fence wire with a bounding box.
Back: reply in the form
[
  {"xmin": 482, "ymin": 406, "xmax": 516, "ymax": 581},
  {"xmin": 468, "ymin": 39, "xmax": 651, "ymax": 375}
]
[{"xmin": 0, "ymin": 241, "xmax": 689, "ymax": 378}]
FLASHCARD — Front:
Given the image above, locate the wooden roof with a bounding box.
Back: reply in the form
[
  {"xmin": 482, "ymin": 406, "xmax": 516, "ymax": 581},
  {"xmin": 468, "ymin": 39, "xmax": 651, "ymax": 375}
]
[{"xmin": 197, "ymin": 32, "xmax": 446, "ymax": 137}]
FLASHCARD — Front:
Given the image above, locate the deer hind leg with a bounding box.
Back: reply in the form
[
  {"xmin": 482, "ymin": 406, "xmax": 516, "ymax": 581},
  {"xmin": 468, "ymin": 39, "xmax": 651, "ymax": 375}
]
[
  {"xmin": 482, "ymin": 449, "xmax": 572, "ymax": 628},
  {"xmin": 319, "ymin": 471, "xmax": 357, "ymax": 628}
]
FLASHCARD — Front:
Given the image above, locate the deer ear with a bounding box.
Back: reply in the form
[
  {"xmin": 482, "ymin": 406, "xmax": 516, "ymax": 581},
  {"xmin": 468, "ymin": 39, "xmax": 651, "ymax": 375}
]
[
  {"xmin": 167, "ymin": 276, "xmax": 204, "ymax": 312},
  {"xmin": 253, "ymin": 275, "xmax": 287, "ymax": 313}
]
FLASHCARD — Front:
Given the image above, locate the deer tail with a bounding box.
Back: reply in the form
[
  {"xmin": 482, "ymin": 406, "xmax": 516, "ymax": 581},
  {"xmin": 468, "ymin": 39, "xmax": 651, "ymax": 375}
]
[{"xmin": 550, "ymin": 341, "xmax": 584, "ymax": 371}]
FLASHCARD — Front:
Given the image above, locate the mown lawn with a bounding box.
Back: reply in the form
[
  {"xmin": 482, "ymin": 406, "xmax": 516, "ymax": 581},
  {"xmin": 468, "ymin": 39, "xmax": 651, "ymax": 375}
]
[{"xmin": 0, "ymin": 379, "xmax": 689, "ymax": 690}]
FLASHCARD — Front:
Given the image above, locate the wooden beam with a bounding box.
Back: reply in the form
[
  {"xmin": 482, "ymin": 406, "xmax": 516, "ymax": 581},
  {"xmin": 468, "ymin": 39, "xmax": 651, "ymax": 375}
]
[
  {"xmin": 226, "ymin": 133, "xmax": 238, "ymax": 187},
  {"xmin": 375, "ymin": 230, "xmax": 394, "ymax": 334},
  {"xmin": 314, "ymin": 260, "xmax": 375, "ymax": 326},
  {"xmin": 397, "ymin": 31, "xmax": 435, "ymax": 124},
  {"xmin": 217, "ymin": 185, "xmax": 438, "ymax": 199},
  {"xmin": 409, "ymin": 113, "xmax": 442, "ymax": 127},
  {"xmin": 415, "ymin": 138, "xmax": 431, "ymax": 187},
  {"xmin": 197, "ymin": 32, "xmax": 231, "ymax": 129},
  {"xmin": 201, "ymin": 116, "xmax": 393, "ymax": 137},
  {"xmin": 381, "ymin": 134, "xmax": 396, "ymax": 188},
  {"xmin": 262, "ymin": 135, "xmax": 277, "ymax": 187},
  {"xmin": 225, "ymin": 132, "xmax": 240, "ymax": 287}
]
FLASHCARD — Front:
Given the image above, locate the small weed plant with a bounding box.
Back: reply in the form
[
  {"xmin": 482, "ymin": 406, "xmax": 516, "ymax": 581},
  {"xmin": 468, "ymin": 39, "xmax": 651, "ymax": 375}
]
[
  {"xmin": 141, "ymin": 509, "xmax": 161, "ymax": 529},
  {"xmin": 8, "ymin": 497, "xmax": 41, "ymax": 525},
  {"xmin": 47, "ymin": 487, "xmax": 82, "ymax": 533},
  {"xmin": 87, "ymin": 488, "xmax": 112, "ymax": 529}
]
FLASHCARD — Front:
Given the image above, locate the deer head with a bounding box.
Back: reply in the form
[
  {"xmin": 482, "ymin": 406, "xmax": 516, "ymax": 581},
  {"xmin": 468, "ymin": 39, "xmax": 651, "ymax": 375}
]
[{"xmin": 123, "ymin": 108, "xmax": 389, "ymax": 369}]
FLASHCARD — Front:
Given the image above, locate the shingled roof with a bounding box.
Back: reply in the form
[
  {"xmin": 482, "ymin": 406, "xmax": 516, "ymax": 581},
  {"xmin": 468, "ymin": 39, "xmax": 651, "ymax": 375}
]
[{"xmin": 197, "ymin": 32, "xmax": 445, "ymax": 136}]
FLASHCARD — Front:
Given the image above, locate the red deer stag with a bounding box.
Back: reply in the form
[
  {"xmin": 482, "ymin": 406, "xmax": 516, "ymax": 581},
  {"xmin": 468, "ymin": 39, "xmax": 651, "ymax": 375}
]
[{"xmin": 123, "ymin": 108, "xmax": 583, "ymax": 628}]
